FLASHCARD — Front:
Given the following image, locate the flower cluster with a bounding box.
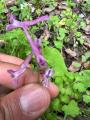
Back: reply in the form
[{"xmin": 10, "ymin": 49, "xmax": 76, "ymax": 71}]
[{"xmin": 6, "ymin": 13, "xmax": 53, "ymax": 87}]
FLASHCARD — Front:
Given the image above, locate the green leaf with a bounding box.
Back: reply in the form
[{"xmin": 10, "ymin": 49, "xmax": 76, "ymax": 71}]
[
  {"xmin": 75, "ymin": 32, "xmax": 82, "ymax": 38},
  {"xmin": 66, "ymin": 19, "xmax": 73, "ymax": 26},
  {"xmin": 65, "ymin": 87, "xmax": 72, "ymax": 95},
  {"xmin": 51, "ymin": 98, "xmax": 60, "ymax": 110},
  {"xmin": 49, "ymin": 16, "xmax": 59, "ymax": 25},
  {"xmin": 82, "ymin": 55, "xmax": 87, "ymax": 62},
  {"xmin": 59, "ymin": 28, "xmax": 67, "ymax": 40},
  {"xmin": 0, "ymin": 29, "xmax": 30, "ymax": 58},
  {"xmin": 55, "ymin": 76, "xmax": 63, "ymax": 85},
  {"xmin": 46, "ymin": 113, "xmax": 57, "ymax": 120},
  {"xmin": 60, "ymin": 95, "xmax": 69, "ymax": 103},
  {"xmin": 42, "ymin": 40, "xmax": 49, "ymax": 47},
  {"xmin": 0, "ymin": 2, "xmax": 5, "ymax": 13},
  {"xmin": 83, "ymin": 95, "xmax": 90, "ymax": 104},
  {"xmin": 43, "ymin": 47, "xmax": 67, "ymax": 76},
  {"xmin": 80, "ymin": 21, "xmax": 86, "ymax": 28},
  {"xmin": 62, "ymin": 100, "xmax": 80, "ymax": 117},
  {"xmin": 54, "ymin": 40, "xmax": 63, "ymax": 49},
  {"xmin": 77, "ymin": 38, "xmax": 84, "ymax": 45},
  {"xmin": 60, "ymin": 87, "xmax": 66, "ymax": 94},
  {"xmin": 85, "ymin": 51, "xmax": 90, "ymax": 60},
  {"xmin": 19, "ymin": 0, "xmax": 25, "ymax": 4},
  {"xmin": 73, "ymin": 82, "xmax": 86, "ymax": 92},
  {"xmin": 76, "ymin": 70, "xmax": 90, "ymax": 88},
  {"xmin": 74, "ymin": 93, "xmax": 80, "ymax": 99},
  {"xmin": 65, "ymin": 72, "xmax": 75, "ymax": 82},
  {"xmin": 82, "ymin": 51, "xmax": 90, "ymax": 62},
  {"xmin": 10, "ymin": 6, "xmax": 18, "ymax": 12}
]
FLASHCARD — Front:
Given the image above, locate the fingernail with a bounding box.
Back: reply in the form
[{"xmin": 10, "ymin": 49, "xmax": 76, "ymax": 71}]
[{"xmin": 20, "ymin": 85, "xmax": 50, "ymax": 116}]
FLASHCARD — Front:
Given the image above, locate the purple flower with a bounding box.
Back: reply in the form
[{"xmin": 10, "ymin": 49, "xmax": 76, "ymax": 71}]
[
  {"xmin": 42, "ymin": 69, "xmax": 54, "ymax": 87},
  {"xmin": 6, "ymin": 13, "xmax": 53, "ymax": 87},
  {"xmin": 6, "ymin": 14, "xmax": 49, "ymax": 30},
  {"xmin": 8, "ymin": 53, "xmax": 32, "ymax": 84}
]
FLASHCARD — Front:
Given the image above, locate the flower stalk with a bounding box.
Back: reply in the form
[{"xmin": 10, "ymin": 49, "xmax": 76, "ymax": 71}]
[{"xmin": 6, "ymin": 13, "xmax": 53, "ymax": 87}]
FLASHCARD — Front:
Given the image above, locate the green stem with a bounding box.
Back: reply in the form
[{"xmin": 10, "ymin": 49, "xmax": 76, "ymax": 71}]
[{"xmin": 64, "ymin": 114, "xmax": 67, "ymax": 120}]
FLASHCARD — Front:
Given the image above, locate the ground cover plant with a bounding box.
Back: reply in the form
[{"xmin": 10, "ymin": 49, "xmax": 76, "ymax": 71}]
[{"xmin": 0, "ymin": 0, "xmax": 90, "ymax": 120}]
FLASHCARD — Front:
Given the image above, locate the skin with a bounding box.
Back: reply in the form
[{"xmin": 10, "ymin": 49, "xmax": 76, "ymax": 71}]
[{"xmin": 0, "ymin": 53, "xmax": 59, "ymax": 120}]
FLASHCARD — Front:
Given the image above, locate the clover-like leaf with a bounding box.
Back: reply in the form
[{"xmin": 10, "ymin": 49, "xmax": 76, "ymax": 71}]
[
  {"xmin": 62, "ymin": 100, "xmax": 80, "ymax": 117},
  {"xmin": 83, "ymin": 95, "xmax": 90, "ymax": 104}
]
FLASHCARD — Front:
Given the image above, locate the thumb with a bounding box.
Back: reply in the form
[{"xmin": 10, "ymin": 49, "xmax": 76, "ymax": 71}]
[{"xmin": 0, "ymin": 84, "xmax": 51, "ymax": 120}]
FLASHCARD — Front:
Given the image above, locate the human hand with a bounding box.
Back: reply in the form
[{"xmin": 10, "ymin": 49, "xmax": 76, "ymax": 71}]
[{"xmin": 0, "ymin": 54, "xmax": 59, "ymax": 120}]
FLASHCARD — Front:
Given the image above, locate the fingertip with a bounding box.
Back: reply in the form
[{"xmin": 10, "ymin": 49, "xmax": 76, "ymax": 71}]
[
  {"xmin": 47, "ymin": 82, "xmax": 59, "ymax": 98},
  {"xmin": 20, "ymin": 84, "xmax": 51, "ymax": 118},
  {"xmin": 0, "ymin": 84, "xmax": 51, "ymax": 120}
]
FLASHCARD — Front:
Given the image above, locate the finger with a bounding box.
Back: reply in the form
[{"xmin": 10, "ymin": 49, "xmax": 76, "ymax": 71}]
[
  {"xmin": 0, "ymin": 84, "xmax": 51, "ymax": 120},
  {"xmin": 48, "ymin": 82, "xmax": 59, "ymax": 98},
  {"xmin": 0, "ymin": 61, "xmax": 40, "ymax": 89},
  {"xmin": 0, "ymin": 53, "xmax": 23, "ymax": 65},
  {"xmin": 0, "ymin": 61, "xmax": 59, "ymax": 98}
]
